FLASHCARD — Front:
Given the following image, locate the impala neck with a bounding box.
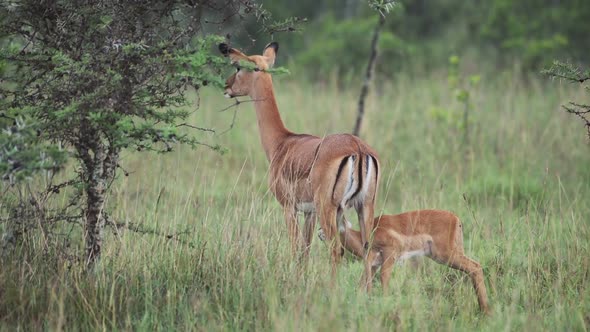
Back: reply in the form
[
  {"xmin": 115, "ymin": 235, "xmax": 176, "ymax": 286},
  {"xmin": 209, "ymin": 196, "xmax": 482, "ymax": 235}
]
[{"xmin": 249, "ymin": 73, "xmax": 291, "ymax": 161}]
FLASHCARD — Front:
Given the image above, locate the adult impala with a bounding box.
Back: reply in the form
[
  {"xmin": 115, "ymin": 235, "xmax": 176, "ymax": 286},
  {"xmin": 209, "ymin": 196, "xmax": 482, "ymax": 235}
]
[
  {"xmin": 320, "ymin": 209, "xmax": 490, "ymax": 314},
  {"xmin": 218, "ymin": 42, "xmax": 380, "ymax": 283}
]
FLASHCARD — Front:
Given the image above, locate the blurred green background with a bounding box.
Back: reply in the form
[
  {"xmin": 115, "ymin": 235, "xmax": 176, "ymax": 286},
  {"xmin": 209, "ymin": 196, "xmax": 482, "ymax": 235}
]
[
  {"xmin": 231, "ymin": 0, "xmax": 589, "ymax": 79},
  {"xmin": 1, "ymin": 1, "xmax": 590, "ymax": 330}
]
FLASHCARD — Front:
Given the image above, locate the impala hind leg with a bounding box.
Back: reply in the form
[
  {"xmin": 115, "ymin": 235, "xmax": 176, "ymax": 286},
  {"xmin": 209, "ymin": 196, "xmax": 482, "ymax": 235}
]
[
  {"xmin": 284, "ymin": 206, "xmax": 301, "ymax": 256},
  {"xmin": 319, "ymin": 206, "xmax": 343, "ymax": 278},
  {"xmin": 302, "ymin": 211, "xmax": 317, "ymax": 258},
  {"xmin": 356, "ymin": 204, "xmax": 375, "ymax": 291},
  {"xmin": 447, "ymin": 254, "xmax": 490, "ymax": 314}
]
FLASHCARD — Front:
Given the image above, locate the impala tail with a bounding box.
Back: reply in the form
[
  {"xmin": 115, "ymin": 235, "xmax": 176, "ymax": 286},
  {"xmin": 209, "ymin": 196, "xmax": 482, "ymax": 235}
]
[{"xmin": 332, "ymin": 153, "xmax": 379, "ymax": 210}]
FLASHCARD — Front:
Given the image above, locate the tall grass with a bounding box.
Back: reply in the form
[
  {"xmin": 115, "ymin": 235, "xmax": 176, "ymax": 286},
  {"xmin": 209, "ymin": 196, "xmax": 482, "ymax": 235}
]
[{"xmin": 1, "ymin": 71, "xmax": 589, "ymax": 331}]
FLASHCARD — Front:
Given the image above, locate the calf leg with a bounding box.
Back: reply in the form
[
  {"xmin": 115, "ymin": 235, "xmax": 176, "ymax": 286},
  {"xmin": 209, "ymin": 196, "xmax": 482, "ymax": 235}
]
[
  {"xmin": 379, "ymin": 249, "xmax": 396, "ymax": 294},
  {"xmin": 445, "ymin": 253, "xmax": 490, "ymax": 314}
]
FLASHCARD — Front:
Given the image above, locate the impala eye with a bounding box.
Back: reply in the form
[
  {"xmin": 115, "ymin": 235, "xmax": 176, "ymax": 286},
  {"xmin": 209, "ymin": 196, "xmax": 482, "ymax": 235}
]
[{"xmin": 235, "ymin": 66, "xmax": 240, "ymax": 72}]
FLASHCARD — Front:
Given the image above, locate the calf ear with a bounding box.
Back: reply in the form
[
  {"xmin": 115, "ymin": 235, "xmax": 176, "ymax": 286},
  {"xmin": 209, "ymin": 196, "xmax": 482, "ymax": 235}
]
[
  {"xmin": 218, "ymin": 43, "xmax": 249, "ymax": 64},
  {"xmin": 262, "ymin": 42, "xmax": 278, "ymax": 68}
]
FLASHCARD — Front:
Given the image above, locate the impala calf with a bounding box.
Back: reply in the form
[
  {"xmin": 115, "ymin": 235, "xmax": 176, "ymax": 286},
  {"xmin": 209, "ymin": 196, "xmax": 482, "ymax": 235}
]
[
  {"xmin": 218, "ymin": 42, "xmax": 380, "ymax": 285},
  {"xmin": 321, "ymin": 210, "xmax": 490, "ymax": 313}
]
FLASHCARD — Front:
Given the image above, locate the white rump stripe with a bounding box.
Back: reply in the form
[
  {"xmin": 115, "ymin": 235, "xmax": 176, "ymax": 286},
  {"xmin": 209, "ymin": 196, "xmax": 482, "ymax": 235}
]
[
  {"xmin": 340, "ymin": 156, "xmax": 357, "ymax": 208},
  {"xmin": 360, "ymin": 155, "xmax": 373, "ymax": 199}
]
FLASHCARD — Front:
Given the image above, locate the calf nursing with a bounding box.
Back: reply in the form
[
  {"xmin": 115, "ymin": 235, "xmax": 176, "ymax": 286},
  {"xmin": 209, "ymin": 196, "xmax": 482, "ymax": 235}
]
[
  {"xmin": 217, "ymin": 42, "xmax": 489, "ymax": 311},
  {"xmin": 326, "ymin": 209, "xmax": 490, "ymax": 313}
]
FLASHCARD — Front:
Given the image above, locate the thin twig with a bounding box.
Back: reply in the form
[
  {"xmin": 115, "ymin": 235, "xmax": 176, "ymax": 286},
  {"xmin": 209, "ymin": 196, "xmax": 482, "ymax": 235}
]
[
  {"xmin": 219, "ymin": 98, "xmax": 243, "ymax": 112},
  {"xmin": 176, "ymin": 123, "xmax": 216, "ymax": 133},
  {"xmin": 462, "ymin": 193, "xmax": 482, "ymax": 229},
  {"xmin": 116, "ymin": 163, "xmax": 133, "ymax": 177},
  {"xmin": 217, "ymin": 98, "xmax": 267, "ymax": 135},
  {"xmin": 105, "ymin": 215, "xmax": 197, "ymax": 248},
  {"xmin": 548, "ymin": 72, "xmax": 590, "ymax": 83},
  {"xmin": 563, "ymin": 104, "xmax": 590, "ymax": 140},
  {"xmin": 219, "ymin": 107, "xmax": 239, "ymax": 135},
  {"xmin": 218, "ymin": 97, "xmax": 264, "ymax": 113}
]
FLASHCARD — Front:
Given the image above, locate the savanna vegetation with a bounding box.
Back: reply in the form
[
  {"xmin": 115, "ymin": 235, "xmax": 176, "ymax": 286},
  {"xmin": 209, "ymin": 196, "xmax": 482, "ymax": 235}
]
[{"xmin": 1, "ymin": 0, "xmax": 589, "ymax": 331}]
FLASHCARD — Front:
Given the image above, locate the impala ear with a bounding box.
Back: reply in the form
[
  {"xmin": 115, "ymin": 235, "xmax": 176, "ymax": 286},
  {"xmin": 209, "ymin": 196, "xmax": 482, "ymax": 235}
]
[
  {"xmin": 218, "ymin": 43, "xmax": 249, "ymax": 64},
  {"xmin": 262, "ymin": 42, "xmax": 278, "ymax": 68}
]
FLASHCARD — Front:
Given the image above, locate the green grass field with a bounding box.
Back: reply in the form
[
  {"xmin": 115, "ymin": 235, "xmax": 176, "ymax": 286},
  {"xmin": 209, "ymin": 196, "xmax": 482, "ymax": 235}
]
[{"xmin": 2, "ymin": 71, "xmax": 590, "ymax": 331}]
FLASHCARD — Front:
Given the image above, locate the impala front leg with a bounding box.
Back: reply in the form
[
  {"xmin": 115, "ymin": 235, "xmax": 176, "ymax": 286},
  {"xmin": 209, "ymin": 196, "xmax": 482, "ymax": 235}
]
[
  {"xmin": 379, "ymin": 249, "xmax": 396, "ymax": 294},
  {"xmin": 284, "ymin": 206, "xmax": 300, "ymax": 255}
]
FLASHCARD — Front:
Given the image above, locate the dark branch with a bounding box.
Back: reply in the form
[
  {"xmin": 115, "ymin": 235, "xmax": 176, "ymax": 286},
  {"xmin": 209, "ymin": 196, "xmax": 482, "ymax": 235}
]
[{"xmin": 353, "ymin": 14, "xmax": 385, "ymax": 136}]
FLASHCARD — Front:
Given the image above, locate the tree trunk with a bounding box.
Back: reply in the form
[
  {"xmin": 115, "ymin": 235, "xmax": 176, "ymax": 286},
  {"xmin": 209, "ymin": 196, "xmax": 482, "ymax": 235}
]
[
  {"xmin": 85, "ymin": 176, "xmax": 106, "ymax": 267},
  {"xmin": 353, "ymin": 14, "xmax": 386, "ymax": 137},
  {"xmin": 78, "ymin": 127, "xmax": 119, "ymax": 268}
]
